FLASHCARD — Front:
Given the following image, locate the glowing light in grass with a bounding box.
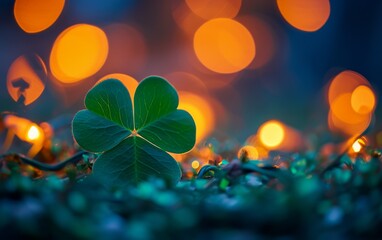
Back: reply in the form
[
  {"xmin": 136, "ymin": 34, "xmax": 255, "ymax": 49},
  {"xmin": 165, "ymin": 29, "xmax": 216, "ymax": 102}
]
[
  {"xmin": 193, "ymin": 18, "xmax": 255, "ymax": 74},
  {"xmin": 14, "ymin": 0, "xmax": 65, "ymax": 33},
  {"xmin": 7, "ymin": 54, "xmax": 47, "ymax": 105},
  {"xmin": 50, "ymin": 24, "xmax": 108, "ymax": 83},
  {"xmin": 351, "ymin": 85, "xmax": 376, "ymax": 114},
  {"xmin": 352, "ymin": 139, "xmax": 363, "ymax": 153},
  {"xmin": 27, "ymin": 125, "xmax": 40, "ymax": 141},
  {"xmin": 191, "ymin": 160, "xmax": 200, "ymax": 169},
  {"xmin": 258, "ymin": 120, "xmax": 285, "ymax": 149},
  {"xmin": 2, "ymin": 115, "xmax": 44, "ymax": 157},
  {"xmin": 185, "ymin": 0, "xmax": 241, "ymax": 20},
  {"xmin": 237, "ymin": 145, "xmax": 259, "ymax": 160},
  {"xmin": 97, "ymin": 74, "xmax": 138, "ymax": 99},
  {"xmin": 178, "ymin": 92, "xmax": 215, "ymax": 144},
  {"xmin": 276, "ymin": 0, "xmax": 330, "ymax": 32}
]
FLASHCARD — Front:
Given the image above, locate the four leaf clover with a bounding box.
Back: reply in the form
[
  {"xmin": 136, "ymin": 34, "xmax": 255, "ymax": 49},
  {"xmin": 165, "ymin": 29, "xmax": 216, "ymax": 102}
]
[{"xmin": 72, "ymin": 76, "xmax": 196, "ymax": 186}]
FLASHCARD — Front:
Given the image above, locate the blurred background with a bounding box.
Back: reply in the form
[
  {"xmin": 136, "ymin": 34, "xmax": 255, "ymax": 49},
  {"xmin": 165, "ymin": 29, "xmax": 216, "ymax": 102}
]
[{"xmin": 0, "ymin": 0, "xmax": 382, "ymax": 158}]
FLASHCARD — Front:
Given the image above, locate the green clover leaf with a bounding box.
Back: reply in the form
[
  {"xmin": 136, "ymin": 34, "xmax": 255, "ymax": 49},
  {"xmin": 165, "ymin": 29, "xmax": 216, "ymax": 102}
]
[{"xmin": 72, "ymin": 76, "xmax": 196, "ymax": 186}]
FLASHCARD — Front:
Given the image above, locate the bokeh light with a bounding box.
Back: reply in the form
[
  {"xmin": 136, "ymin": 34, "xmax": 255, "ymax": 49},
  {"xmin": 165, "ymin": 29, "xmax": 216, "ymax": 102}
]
[
  {"xmin": 191, "ymin": 160, "xmax": 200, "ymax": 169},
  {"xmin": 237, "ymin": 145, "xmax": 259, "ymax": 160},
  {"xmin": 97, "ymin": 73, "xmax": 138, "ymax": 99},
  {"xmin": 178, "ymin": 91, "xmax": 215, "ymax": 144},
  {"xmin": 258, "ymin": 120, "xmax": 285, "ymax": 149},
  {"xmin": 352, "ymin": 141, "xmax": 361, "ymax": 153},
  {"xmin": 14, "ymin": 0, "xmax": 65, "ymax": 33},
  {"xmin": 3, "ymin": 115, "xmax": 43, "ymax": 143},
  {"xmin": 50, "ymin": 24, "xmax": 108, "ymax": 83},
  {"xmin": 277, "ymin": 0, "xmax": 330, "ymax": 32},
  {"xmin": 185, "ymin": 0, "xmax": 241, "ymax": 20},
  {"xmin": 351, "ymin": 85, "xmax": 376, "ymax": 114},
  {"xmin": 27, "ymin": 125, "xmax": 40, "ymax": 141},
  {"xmin": 331, "ymin": 93, "xmax": 366, "ymax": 125},
  {"xmin": 327, "ymin": 70, "xmax": 375, "ymax": 136},
  {"xmin": 328, "ymin": 109, "xmax": 371, "ymax": 137},
  {"xmin": 3, "ymin": 115, "xmax": 45, "ymax": 157},
  {"xmin": 172, "ymin": 1, "xmax": 204, "ymax": 36},
  {"xmin": 328, "ymin": 70, "xmax": 370, "ymax": 104},
  {"xmin": 193, "ymin": 18, "xmax": 256, "ymax": 74},
  {"xmin": 7, "ymin": 54, "xmax": 47, "ymax": 105}
]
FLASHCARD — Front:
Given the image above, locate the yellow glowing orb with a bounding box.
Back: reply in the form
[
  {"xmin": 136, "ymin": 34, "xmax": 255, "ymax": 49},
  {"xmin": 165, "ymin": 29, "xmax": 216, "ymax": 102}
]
[
  {"xmin": 194, "ymin": 18, "xmax": 256, "ymax": 74},
  {"xmin": 97, "ymin": 74, "xmax": 138, "ymax": 99},
  {"xmin": 14, "ymin": 0, "xmax": 65, "ymax": 33},
  {"xmin": 238, "ymin": 145, "xmax": 259, "ymax": 160},
  {"xmin": 351, "ymin": 85, "xmax": 376, "ymax": 114},
  {"xmin": 178, "ymin": 92, "xmax": 215, "ymax": 144},
  {"xmin": 352, "ymin": 140, "xmax": 362, "ymax": 153},
  {"xmin": 191, "ymin": 160, "xmax": 200, "ymax": 169},
  {"xmin": 259, "ymin": 120, "xmax": 285, "ymax": 149},
  {"xmin": 27, "ymin": 125, "xmax": 40, "ymax": 141},
  {"xmin": 277, "ymin": 0, "xmax": 330, "ymax": 32},
  {"xmin": 185, "ymin": 0, "xmax": 241, "ymax": 20},
  {"xmin": 50, "ymin": 24, "xmax": 108, "ymax": 83}
]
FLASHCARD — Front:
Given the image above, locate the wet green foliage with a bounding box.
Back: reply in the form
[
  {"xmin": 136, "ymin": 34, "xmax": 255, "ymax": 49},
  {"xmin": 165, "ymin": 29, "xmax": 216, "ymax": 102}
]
[{"xmin": 1, "ymin": 150, "xmax": 382, "ymax": 239}]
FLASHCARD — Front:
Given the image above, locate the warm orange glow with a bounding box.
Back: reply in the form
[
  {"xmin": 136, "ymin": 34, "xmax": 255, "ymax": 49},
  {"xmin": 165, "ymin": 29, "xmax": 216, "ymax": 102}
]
[
  {"xmin": 328, "ymin": 110, "xmax": 371, "ymax": 136},
  {"xmin": 238, "ymin": 145, "xmax": 259, "ymax": 160},
  {"xmin": 178, "ymin": 92, "xmax": 215, "ymax": 144},
  {"xmin": 27, "ymin": 125, "xmax": 40, "ymax": 141},
  {"xmin": 258, "ymin": 120, "xmax": 285, "ymax": 149},
  {"xmin": 97, "ymin": 74, "xmax": 138, "ymax": 99},
  {"xmin": 194, "ymin": 18, "xmax": 256, "ymax": 74},
  {"xmin": 169, "ymin": 153, "xmax": 185, "ymax": 162},
  {"xmin": 351, "ymin": 85, "xmax": 376, "ymax": 114},
  {"xmin": 327, "ymin": 70, "xmax": 375, "ymax": 136},
  {"xmin": 14, "ymin": 0, "xmax": 65, "ymax": 33},
  {"xmin": 352, "ymin": 140, "xmax": 362, "ymax": 153},
  {"xmin": 4, "ymin": 115, "xmax": 43, "ymax": 143},
  {"xmin": 277, "ymin": 0, "xmax": 330, "ymax": 32},
  {"xmin": 7, "ymin": 55, "xmax": 47, "ymax": 105},
  {"xmin": 349, "ymin": 137, "xmax": 367, "ymax": 153},
  {"xmin": 185, "ymin": 0, "xmax": 241, "ymax": 20},
  {"xmin": 50, "ymin": 24, "xmax": 108, "ymax": 83},
  {"xmin": 102, "ymin": 24, "xmax": 147, "ymax": 74},
  {"xmin": 328, "ymin": 70, "xmax": 370, "ymax": 105},
  {"xmin": 330, "ymin": 93, "xmax": 367, "ymax": 125},
  {"xmin": 199, "ymin": 146, "xmax": 214, "ymax": 161},
  {"xmin": 191, "ymin": 160, "xmax": 200, "ymax": 169},
  {"xmin": 173, "ymin": 1, "xmax": 204, "ymax": 36},
  {"xmin": 3, "ymin": 115, "xmax": 45, "ymax": 157}
]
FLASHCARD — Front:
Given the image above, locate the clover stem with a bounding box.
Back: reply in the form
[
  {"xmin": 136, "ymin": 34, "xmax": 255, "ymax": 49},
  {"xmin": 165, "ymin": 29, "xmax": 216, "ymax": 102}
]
[{"xmin": 0, "ymin": 151, "xmax": 88, "ymax": 171}]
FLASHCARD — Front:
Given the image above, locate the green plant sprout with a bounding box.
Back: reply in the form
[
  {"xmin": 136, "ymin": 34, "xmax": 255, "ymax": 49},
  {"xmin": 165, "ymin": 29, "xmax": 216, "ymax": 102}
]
[{"xmin": 72, "ymin": 76, "xmax": 196, "ymax": 186}]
